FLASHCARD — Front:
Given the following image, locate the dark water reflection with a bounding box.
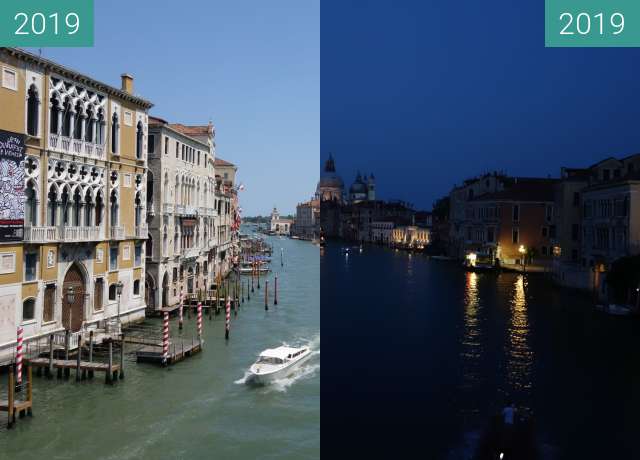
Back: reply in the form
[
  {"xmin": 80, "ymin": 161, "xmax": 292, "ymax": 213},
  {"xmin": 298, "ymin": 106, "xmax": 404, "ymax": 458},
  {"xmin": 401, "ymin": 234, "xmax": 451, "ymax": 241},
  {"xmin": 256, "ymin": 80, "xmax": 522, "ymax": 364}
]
[{"xmin": 322, "ymin": 244, "xmax": 640, "ymax": 459}]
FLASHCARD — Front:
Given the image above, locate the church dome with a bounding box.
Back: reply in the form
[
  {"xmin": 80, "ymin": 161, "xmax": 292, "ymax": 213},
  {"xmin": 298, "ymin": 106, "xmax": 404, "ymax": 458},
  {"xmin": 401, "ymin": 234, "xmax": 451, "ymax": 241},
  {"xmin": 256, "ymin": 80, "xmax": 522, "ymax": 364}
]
[{"xmin": 349, "ymin": 172, "xmax": 367, "ymax": 195}]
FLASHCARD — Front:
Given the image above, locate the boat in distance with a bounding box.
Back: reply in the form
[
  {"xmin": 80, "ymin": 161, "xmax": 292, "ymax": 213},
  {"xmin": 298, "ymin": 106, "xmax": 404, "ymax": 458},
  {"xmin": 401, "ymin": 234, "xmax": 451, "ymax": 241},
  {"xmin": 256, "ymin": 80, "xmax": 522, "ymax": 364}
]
[{"xmin": 248, "ymin": 346, "xmax": 312, "ymax": 384}]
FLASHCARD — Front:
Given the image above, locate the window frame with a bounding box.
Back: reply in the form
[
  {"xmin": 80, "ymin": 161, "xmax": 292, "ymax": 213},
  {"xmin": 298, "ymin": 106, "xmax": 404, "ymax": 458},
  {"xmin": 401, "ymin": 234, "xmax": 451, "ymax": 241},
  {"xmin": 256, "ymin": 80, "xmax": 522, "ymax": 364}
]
[
  {"xmin": 22, "ymin": 297, "xmax": 36, "ymax": 324},
  {"xmin": 2, "ymin": 66, "xmax": 18, "ymax": 91}
]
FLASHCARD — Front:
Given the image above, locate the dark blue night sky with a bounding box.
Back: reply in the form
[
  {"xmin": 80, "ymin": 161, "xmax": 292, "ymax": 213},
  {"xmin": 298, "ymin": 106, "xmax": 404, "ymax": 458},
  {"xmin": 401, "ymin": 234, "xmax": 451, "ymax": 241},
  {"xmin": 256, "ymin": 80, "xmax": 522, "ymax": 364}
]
[{"xmin": 321, "ymin": 0, "xmax": 640, "ymax": 209}]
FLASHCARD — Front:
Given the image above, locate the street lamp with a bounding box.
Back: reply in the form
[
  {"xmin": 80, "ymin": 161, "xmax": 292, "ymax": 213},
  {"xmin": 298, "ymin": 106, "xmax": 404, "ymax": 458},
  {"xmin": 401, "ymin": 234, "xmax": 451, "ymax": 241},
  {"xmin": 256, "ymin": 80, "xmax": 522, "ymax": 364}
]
[
  {"xmin": 518, "ymin": 245, "xmax": 526, "ymax": 273},
  {"xmin": 66, "ymin": 286, "xmax": 75, "ymax": 330},
  {"xmin": 116, "ymin": 281, "xmax": 124, "ymax": 326}
]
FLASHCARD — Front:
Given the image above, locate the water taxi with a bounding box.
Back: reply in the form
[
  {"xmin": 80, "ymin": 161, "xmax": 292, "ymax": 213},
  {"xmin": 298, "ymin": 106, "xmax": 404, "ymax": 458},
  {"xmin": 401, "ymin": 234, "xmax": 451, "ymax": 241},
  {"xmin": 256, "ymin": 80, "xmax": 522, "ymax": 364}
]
[{"xmin": 249, "ymin": 346, "xmax": 312, "ymax": 384}]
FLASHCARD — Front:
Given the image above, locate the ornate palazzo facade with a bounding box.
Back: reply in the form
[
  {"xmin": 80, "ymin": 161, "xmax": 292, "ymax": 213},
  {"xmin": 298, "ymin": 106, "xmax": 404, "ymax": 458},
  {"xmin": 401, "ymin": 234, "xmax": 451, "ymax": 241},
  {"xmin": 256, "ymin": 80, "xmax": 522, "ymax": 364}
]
[{"xmin": 0, "ymin": 48, "xmax": 152, "ymax": 354}]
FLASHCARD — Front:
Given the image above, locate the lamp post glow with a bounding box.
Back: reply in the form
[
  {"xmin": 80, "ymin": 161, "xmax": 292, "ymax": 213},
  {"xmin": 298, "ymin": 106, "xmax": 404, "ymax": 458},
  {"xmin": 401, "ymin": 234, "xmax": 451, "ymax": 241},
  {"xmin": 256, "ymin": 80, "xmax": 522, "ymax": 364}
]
[
  {"xmin": 116, "ymin": 281, "xmax": 124, "ymax": 326},
  {"xmin": 518, "ymin": 245, "xmax": 526, "ymax": 273}
]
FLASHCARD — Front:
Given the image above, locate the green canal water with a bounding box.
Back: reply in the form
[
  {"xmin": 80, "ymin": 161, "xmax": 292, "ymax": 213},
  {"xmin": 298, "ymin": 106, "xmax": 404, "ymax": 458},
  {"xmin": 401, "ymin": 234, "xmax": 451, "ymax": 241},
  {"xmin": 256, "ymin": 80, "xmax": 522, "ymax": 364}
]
[{"xmin": 0, "ymin": 235, "xmax": 320, "ymax": 460}]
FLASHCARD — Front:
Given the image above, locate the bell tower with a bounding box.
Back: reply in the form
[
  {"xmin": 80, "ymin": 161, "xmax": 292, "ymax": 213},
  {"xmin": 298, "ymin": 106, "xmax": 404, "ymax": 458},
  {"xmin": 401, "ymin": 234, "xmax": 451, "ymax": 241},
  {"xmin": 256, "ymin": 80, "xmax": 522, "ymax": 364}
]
[{"xmin": 367, "ymin": 174, "xmax": 376, "ymax": 201}]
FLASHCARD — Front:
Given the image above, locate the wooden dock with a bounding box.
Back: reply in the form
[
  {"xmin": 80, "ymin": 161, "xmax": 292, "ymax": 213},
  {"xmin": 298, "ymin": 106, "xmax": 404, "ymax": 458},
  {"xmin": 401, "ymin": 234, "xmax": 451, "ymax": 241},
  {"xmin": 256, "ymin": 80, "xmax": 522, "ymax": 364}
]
[
  {"xmin": 136, "ymin": 338, "xmax": 203, "ymax": 365},
  {"xmin": 0, "ymin": 366, "xmax": 33, "ymax": 428}
]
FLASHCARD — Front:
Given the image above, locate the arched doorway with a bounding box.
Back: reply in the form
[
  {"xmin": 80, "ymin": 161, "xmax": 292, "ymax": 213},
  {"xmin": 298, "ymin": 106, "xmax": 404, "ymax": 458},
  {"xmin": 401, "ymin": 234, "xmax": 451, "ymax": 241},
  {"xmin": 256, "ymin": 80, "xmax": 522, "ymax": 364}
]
[
  {"xmin": 145, "ymin": 273, "xmax": 156, "ymax": 311},
  {"xmin": 62, "ymin": 263, "xmax": 86, "ymax": 331},
  {"xmin": 162, "ymin": 272, "xmax": 169, "ymax": 309}
]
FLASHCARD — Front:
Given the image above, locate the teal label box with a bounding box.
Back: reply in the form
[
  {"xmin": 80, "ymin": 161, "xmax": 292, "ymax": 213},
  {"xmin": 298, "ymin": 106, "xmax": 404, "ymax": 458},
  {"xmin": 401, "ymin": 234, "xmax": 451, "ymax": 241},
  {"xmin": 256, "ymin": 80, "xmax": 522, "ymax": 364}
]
[
  {"xmin": 546, "ymin": 0, "xmax": 640, "ymax": 47},
  {"xmin": 0, "ymin": 0, "xmax": 93, "ymax": 47}
]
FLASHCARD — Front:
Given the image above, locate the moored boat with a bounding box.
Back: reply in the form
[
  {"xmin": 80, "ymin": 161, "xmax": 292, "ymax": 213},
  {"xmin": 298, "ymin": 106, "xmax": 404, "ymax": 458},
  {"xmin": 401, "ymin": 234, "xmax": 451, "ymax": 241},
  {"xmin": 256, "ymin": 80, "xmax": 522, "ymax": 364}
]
[{"xmin": 248, "ymin": 346, "xmax": 312, "ymax": 384}]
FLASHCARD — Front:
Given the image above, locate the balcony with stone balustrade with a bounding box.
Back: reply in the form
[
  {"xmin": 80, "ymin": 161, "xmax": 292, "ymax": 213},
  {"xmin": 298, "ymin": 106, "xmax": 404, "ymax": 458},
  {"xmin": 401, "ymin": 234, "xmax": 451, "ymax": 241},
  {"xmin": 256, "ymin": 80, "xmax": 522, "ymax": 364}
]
[{"xmin": 49, "ymin": 133, "xmax": 106, "ymax": 160}]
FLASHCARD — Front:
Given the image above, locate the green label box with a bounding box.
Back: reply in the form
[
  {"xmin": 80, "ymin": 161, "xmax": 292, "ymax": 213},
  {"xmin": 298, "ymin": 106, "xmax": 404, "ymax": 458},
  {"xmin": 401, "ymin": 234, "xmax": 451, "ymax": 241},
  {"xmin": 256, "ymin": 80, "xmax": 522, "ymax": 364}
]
[{"xmin": 0, "ymin": 0, "xmax": 93, "ymax": 47}]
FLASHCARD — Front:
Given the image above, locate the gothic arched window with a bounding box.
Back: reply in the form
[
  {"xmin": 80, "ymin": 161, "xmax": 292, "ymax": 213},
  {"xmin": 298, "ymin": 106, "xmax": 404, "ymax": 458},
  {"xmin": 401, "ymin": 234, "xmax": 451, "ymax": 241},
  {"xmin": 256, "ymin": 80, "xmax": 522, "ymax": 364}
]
[
  {"xmin": 111, "ymin": 112, "xmax": 119, "ymax": 154},
  {"xmin": 27, "ymin": 85, "xmax": 40, "ymax": 136},
  {"xmin": 136, "ymin": 121, "xmax": 143, "ymax": 159}
]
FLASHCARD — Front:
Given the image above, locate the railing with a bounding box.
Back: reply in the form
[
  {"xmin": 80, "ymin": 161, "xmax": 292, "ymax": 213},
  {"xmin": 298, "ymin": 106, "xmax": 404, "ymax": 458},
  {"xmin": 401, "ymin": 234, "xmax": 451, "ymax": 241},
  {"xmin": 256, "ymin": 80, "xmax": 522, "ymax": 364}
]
[
  {"xmin": 49, "ymin": 133, "xmax": 106, "ymax": 160},
  {"xmin": 163, "ymin": 203, "xmax": 174, "ymax": 214},
  {"xmin": 184, "ymin": 205, "xmax": 197, "ymax": 215},
  {"xmin": 63, "ymin": 226, "xmax": 100, "ymax": 242},
  {"xmin": 53, "ymin": 331, "xmax": 81, "ymax": 350},
  {"xmin": 24, "ymin": 226, "xmax": 58, "ymax": 243},
  {"xmin": 110, "ymin": 226, "xmax": 125, "ymax": 240},
  {"xmin": 135, "ymin": 225, "xmax": 148, "ymax": 239},
  {"xmin": 183, "ymin": 247, "xmax": 201, "ymax": 259},
  {"xmin": 175, "ymin": 204, "xmax": 185, "ymax": 214}
]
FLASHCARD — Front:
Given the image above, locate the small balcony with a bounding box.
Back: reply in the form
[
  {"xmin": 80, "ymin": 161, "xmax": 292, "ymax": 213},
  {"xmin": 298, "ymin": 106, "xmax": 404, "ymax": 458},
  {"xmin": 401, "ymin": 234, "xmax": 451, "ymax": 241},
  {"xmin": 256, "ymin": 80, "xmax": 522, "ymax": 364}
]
[
  {"xmin": 162, "ymin": 203, "xmax": 174, "ymax": 214},
  {"xmin": 24, "ymin": 226, "xmax": 59, "ymax": 243},
  {"xmin": 183, "ymin": 247, "xmax": 201, "ymax": 259},
  {"xmin": 62, "ymin": 226, "xmax": 101, "ymax": 242},
  {"xmin": 175, "ymin": 204, "xmax": 185, "ymax": 215},
  {"xmin": 49, "ymin": 133, "xmax": 106, "ymax": 160},
  {"xmin": 110, "ymin": 226, "xmax": 125, "ymax": 240},
  {"xmin": 135, "ymin": 225, "xmax": 148, "ymax": 239}
]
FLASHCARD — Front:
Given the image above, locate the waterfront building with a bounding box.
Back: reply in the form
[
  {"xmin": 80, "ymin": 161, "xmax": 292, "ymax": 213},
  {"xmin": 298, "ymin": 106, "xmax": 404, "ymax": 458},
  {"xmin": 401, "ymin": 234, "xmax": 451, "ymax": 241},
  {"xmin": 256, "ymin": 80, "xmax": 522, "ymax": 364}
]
[
  {"xmin": 0, "ymin": 47, "xmax": 153, "ymax": 354},
  {"xmin": 448, "ymin": 172, "xmax": 509, "ymax": 259},
  {"xmin": 578, "ymin": 154, "xmax": 640, "ymax": 298},
  {"xmin": 391, "ymin": 224, "xmax": 430, "ymax": 249},
  {"xmin": 371, "ymin": 221, "xmax": 394, "ymax": 244},
  {"xmin": 295, "ymin": 199, "xmax": 320, "ymax": 240},
  {"xmin": 213, "ymin": 157, "xmax": 239, "ymax": 277},
  {"xmin": 270, "ymin": 207, "xmax": 293, "ymax": 235},
  {"xmin": 145, "ymin": 117, "xmax": 216, "ymax": 311},
  {"xmin": 449, "ymin": 175, "xmax": 557, "ymax": 269}
]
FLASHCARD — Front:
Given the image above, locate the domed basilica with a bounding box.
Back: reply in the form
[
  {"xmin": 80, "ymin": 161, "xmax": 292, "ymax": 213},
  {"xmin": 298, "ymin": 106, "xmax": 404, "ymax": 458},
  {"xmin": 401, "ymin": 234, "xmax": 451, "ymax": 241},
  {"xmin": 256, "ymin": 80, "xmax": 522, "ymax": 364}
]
[{"xmin": 316, "ymin": 153, "xmax": 375, "ymax": 204}]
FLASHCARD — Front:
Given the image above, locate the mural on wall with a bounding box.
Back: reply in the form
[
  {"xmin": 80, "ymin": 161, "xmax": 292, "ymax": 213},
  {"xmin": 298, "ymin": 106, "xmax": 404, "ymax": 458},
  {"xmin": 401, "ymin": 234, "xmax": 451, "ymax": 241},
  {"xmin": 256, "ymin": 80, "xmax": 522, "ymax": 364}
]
[{"xmin": 0, "ymin": 129, "xmax": 25, "ymax": 242}]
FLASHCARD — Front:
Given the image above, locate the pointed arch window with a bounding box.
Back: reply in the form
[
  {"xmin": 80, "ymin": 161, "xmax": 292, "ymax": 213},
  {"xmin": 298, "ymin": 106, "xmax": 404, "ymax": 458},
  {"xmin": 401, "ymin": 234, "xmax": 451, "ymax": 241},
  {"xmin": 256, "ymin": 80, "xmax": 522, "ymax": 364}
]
[
  {"xmin": 97, "ymin": 109, "xmax": 106, "ymax": 145},
  {"xmin": 47, "ymin": 187, "xmax": 57, "ymax": 226},
  {"xmin": 85, "ymin": 106, "xmax": 95, "ymax": 143},
  {"xmin": 50, "ymin": 96, "xmax": 60, "ymax": 135},
  {"xmin": 27, "ymin": 84, "xmax": 40, "ymax": 136},
  {"xmin": 111, "ymin": 112, "xmax": 120, "ymax": 154},
  {"xmin": 136, "ymin": 121, "xmax": 143, "ymax": 159},
  {"xmin": 110, "ymin": 190, "xmax": 119, "ymax": 226},
  {"xmin": 73, "ymin": 100, "xmax": 84, "ymax": 140},
  {"xmin": 62, "ymin": 98, "xmax": 72, "ymax": 137},
  {"xmin": 25, "ymin": 181, "xmax": 37, "ymax": 226}
]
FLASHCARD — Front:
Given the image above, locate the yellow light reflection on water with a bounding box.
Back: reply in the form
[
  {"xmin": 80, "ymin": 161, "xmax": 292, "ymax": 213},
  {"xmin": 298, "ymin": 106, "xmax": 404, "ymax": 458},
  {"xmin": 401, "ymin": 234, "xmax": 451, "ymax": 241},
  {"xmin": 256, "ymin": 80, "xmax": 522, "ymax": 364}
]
[
  {"xmin": 506, "ymin": 275, "xmax": 533, "ymax": 392},
  {"xmin": 461, "ymin": 272, "xmax": 482, "ymax": 389}
]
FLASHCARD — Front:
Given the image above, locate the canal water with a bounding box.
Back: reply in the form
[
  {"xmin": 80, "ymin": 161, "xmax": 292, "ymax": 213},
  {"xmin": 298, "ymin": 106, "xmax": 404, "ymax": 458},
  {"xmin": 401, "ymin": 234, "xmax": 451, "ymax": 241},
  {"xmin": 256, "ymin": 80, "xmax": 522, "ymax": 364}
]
[
  {"xmin": 322, "ymin": 243, "xmax": 640, "ymax": 459},
  {"xmin": 0, "ymin": 234, "xmax": 319, "ymax": 460}
]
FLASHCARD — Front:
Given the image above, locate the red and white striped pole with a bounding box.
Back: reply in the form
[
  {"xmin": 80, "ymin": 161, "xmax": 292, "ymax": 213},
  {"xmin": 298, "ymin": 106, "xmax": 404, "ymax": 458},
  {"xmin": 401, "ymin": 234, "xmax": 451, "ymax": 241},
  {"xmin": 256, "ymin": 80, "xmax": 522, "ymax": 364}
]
[
  {"xmin": 179, "ymin": 294, "xmax": 184, "ymax": 330},
  {"xmin": 225, "ymin": 297, "xmax": 231, "ymax": 340},
  {"xmin": 197, "ymin": 302, "xmax": 203, "ymax": 343},
  {"xmin": 16, "ymin": 326, "xmax": 23, "ymax": 389},
  {"xmin": 162, "ymin": 311, "xmax": 169, "ymax": 366}
]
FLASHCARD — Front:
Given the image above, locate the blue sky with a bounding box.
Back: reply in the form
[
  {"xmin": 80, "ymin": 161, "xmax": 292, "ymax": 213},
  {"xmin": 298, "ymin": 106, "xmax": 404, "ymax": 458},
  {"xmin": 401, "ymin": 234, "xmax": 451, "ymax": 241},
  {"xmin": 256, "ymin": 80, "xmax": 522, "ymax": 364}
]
[
  {"xmin": 322, "ymin": 0, "xmax": 640, "ymax": 210},
  {"xmin": 35, "ymin": 0, "xmax": 319, "ymax": 216}
]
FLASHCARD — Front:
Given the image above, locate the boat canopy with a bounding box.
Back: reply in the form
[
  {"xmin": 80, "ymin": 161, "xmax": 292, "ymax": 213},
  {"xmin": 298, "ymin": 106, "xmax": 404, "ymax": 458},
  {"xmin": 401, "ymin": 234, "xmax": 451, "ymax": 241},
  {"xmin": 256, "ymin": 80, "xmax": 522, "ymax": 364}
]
[{"xmin": 259, "ymin": 346, "xmax": 305, "ymax": 360}]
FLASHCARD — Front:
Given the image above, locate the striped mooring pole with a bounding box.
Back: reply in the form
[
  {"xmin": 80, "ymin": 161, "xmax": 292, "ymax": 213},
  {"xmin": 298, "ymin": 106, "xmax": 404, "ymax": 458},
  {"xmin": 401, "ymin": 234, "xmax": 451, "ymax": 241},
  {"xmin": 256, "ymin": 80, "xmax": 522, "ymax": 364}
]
[
  {"xmin": 274, "ymin": 275, "xmax": 278, "ymax": 305},
  {"xmin": 16, "ymin": 326, "xmax": 23, "ymax": 390},
  {"xmin": 197, "ymin": 302, "xmax": 203, "ymax": 343},
  {"xmin": 162, "ymin": 311, "xmax": 169, "ymax": 366},
  {"xmin": 225, "ymin": 297, "xmax": 231, "ymax": 340},
  {"xmin": 179, "ymin": 294, "xmax": 184, "ymax": 330}
]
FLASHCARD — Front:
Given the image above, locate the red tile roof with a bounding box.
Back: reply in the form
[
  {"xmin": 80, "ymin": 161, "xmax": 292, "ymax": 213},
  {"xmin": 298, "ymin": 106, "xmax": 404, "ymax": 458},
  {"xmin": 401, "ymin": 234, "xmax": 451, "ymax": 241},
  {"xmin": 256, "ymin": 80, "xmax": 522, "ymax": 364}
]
[
  {"xmin": 168, "ymin": 123, "xmax": 214, "ymax": 136},
  {"xmin": 472, "ymin": 178, "xmax": 557, "ymax": 202},
  {"xmin": 214, "ymin": 157, "xmax": 235, "ymax": 167}
]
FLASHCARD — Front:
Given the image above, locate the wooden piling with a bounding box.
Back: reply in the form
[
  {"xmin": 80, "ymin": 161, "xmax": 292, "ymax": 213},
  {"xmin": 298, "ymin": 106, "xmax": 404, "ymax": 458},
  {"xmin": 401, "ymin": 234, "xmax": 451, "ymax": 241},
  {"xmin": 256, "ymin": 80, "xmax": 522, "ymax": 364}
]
[
  {"xmin": 274, "ymin": 275, "xmax": 278, "ymax": 305},
  {"xmin": 265, "ymin": 280, "xmax": 269, "ymax": 310},
  {"xmin": 7, "ymin": 368, "xmax": 14, "ymax": 428},
  {"xmin": 64, "ymin": 330, "xmax": 70, "ymax": 379},
  {"xmin": 75, "ymin": 337, "xmax": 82, "ymax": 381},
  {"xmin": 106, "ymin": 341, "xmax": 113, "ymax": 385},
  {"xmin": 47, "ymin": 334, "xmax": 54, "ymax": 379},
  {"xmin": 88, "ymin": 330, "xmax": 94, "ymax": 379},
  {"xmin": 26, "ymin": 365, "xmax": 33, "ymax": 416},
  {"xmin": 119, "ymin": 335, "xmax": 125, "ymax": 379}
]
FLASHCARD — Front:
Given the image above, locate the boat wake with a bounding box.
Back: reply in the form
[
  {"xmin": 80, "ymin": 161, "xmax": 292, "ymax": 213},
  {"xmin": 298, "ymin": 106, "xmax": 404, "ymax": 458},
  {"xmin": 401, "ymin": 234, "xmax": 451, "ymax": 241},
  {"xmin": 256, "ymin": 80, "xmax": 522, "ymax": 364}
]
[{"xmin": 235, "ymin": 333, "xmax": 320, "ymax": 391}]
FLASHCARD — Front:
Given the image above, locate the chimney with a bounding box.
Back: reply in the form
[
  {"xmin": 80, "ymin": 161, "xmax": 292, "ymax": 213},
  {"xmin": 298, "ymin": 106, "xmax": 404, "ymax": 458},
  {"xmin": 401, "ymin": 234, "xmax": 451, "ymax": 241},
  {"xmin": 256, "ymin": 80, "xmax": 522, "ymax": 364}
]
[{"xmin": 121, "ymin": 73, "xmax": 134, "ymax": 94}]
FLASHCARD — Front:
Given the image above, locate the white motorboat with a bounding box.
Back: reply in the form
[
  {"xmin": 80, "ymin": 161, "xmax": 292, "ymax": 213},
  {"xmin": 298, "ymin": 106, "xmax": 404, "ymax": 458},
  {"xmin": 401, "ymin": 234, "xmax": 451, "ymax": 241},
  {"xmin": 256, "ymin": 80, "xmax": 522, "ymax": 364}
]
[{"xmin": 249, "ymin": 346, "xmax": 312, "ymax": 384}]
